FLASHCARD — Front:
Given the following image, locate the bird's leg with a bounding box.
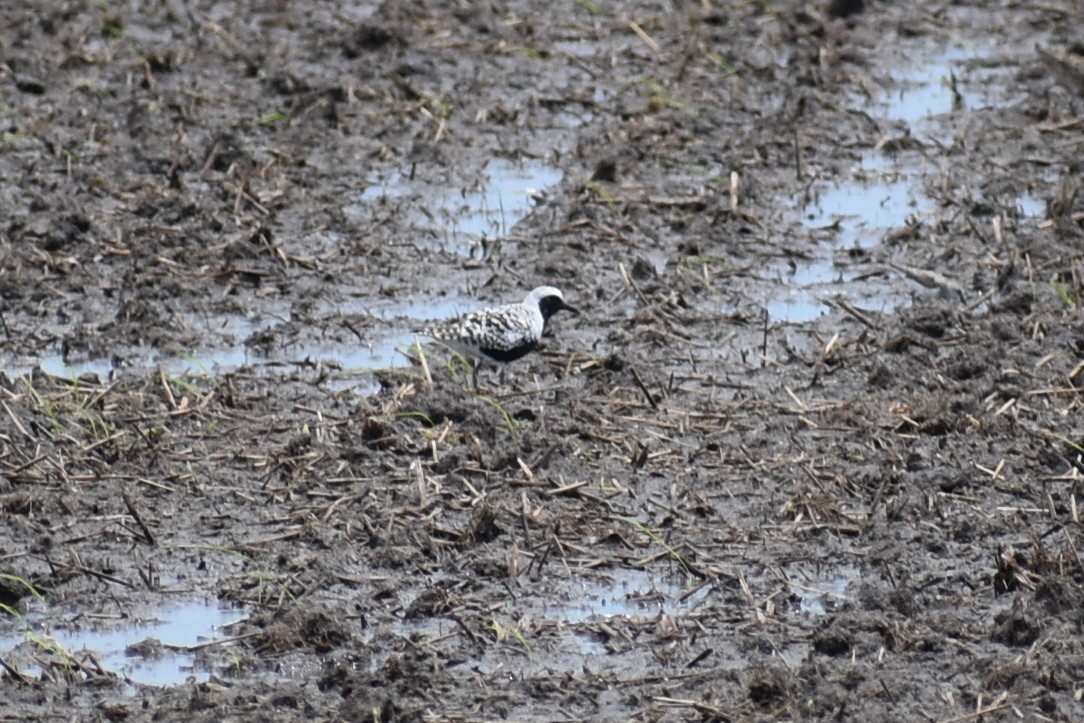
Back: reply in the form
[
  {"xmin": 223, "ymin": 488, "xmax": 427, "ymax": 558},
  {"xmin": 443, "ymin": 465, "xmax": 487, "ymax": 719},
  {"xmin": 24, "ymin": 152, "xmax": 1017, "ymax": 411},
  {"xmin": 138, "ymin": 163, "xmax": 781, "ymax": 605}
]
[
  {"xmin": 498, "ymin": 365, "xmax": 506, "ymax": 386},
  {"xmin": 471, "ymin": 361, "xmax": 480, "ymax": 391}
]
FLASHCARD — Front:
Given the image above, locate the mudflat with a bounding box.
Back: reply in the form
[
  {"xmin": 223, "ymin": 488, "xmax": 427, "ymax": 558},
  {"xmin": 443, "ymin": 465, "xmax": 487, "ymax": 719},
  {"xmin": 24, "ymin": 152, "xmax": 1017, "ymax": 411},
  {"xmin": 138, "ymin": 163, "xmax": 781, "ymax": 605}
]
[{"xmin": 2, "ymin": 1, "xmax": 1083, "ymax": 720}]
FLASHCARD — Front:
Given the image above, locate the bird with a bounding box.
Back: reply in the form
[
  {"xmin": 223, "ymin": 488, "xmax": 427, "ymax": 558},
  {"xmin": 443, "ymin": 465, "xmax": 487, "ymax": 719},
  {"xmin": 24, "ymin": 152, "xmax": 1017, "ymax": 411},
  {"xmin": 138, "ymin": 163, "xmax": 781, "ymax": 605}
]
[{"xmin": 417, "ymin": 286, "xmax": 579, "ymax": 388}]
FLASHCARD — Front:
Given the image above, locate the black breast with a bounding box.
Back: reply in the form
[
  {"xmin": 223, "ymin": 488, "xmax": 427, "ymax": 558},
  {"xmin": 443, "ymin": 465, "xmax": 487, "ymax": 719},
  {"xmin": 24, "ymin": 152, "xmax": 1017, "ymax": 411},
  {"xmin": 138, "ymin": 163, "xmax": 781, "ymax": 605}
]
[{"xmin": 480, "ymin": 339, "xmax": 538, "ymax": 363}]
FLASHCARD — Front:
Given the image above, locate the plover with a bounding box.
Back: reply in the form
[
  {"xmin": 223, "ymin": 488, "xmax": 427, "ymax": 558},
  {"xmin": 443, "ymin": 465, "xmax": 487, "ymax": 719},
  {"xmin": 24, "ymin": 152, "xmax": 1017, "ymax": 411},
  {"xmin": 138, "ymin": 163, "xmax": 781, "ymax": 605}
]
[{"xmin": 418, "ymin": 286, "xmax": 579, "ymax": 387}]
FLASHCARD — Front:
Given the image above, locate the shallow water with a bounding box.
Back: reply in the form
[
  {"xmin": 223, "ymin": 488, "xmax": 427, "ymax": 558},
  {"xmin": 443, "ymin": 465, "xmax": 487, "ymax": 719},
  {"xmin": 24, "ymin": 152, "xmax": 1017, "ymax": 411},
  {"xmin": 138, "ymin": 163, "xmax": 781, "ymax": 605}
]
[{"xmin": 0, "ymin": 600, "xmax": 246, "ymax": 687}]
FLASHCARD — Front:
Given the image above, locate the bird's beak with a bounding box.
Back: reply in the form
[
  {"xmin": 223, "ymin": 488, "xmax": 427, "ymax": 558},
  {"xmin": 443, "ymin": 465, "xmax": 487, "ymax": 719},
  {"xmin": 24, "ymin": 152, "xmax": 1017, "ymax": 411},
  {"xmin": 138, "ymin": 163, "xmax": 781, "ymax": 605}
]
[{"xmin": 562, "ymin": 301, "xmax": 580, "ymax": 315}]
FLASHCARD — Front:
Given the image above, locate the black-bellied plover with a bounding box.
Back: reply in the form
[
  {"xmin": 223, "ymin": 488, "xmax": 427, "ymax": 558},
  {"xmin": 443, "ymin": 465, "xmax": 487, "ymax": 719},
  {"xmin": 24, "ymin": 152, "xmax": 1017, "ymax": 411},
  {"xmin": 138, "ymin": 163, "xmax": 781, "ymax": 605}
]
[{"xmin": 419, "ymin": 286, "xmax": 579, "ymax": 387}]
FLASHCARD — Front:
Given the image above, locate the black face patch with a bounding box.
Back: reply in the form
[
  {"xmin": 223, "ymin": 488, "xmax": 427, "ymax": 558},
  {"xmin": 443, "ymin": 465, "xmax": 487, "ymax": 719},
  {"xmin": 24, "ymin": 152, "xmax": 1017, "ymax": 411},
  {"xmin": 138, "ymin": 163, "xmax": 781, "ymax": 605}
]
[
  {"xmin": 538, "ymin": 295, "xmax": 577, "ymax": 322},
  {"xmin": 480, "ymin": 339, "xmax": 539, "ymax": 363}
]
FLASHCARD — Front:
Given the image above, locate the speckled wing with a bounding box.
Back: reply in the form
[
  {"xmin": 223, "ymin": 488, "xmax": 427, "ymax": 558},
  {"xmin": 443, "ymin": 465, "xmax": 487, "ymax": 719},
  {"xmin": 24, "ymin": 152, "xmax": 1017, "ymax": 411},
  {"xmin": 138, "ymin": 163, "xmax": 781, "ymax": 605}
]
[{"xmin": 422, "ymin": 302, "xmax": 536, "ymax": 351}]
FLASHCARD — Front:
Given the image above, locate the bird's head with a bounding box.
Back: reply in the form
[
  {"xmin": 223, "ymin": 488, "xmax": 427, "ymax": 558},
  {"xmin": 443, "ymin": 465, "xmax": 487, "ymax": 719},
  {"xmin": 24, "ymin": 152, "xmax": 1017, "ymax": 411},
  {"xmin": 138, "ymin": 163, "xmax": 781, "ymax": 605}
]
[{"xmin": 527, "ymin": 286, "xmax": 580, "ymax": 322}]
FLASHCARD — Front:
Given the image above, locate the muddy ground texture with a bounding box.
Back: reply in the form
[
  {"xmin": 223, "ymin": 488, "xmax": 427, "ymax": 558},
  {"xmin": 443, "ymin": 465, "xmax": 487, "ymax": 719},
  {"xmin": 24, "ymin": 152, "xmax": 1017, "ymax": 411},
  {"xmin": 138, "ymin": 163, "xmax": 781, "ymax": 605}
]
[{"xmin": 3, "ymin": 0, "xmax": 1084, "ymax": 720}]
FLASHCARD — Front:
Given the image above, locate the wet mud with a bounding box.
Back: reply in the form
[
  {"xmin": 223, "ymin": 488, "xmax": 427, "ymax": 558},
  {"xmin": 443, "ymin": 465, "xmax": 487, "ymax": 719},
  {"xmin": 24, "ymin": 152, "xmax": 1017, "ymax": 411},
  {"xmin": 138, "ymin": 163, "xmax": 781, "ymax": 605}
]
[{"xmin": 2, "ymin": 0, "xmax": 1084, "ymax": 720}]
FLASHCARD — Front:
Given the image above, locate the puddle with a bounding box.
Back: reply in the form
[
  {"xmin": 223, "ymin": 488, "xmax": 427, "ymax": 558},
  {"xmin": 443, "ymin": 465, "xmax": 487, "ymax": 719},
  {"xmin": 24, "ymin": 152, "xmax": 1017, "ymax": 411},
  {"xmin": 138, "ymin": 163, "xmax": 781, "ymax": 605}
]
[
  {"xmin": 804, "ymin": 179, "xmax": 922, "ymax": 250},
  {"xmin": 38, "ymin": 355, "xmax": 116, "ymax": 380},
  {"xmin": 0, "ymin": 600, "xmax": 246, "ymax": 686},
  {"xmin": 766, "ymin": 257, "xmax": 838, "ymax": 323},
  {"xmin": 1018, "ymin": 193, "xmax": 1045, "ymax": 218},
  {"xmin": 767, "ymin": 296, "xmax": 826, "ymax": 324},
  {"xmin": 771, "ymin": 174, "xmax": 917, "ymax": 323},
  {"xmin": 547, "ymin": 568, "xmax": 710, "ymax": 623},
  {"xmin": 354, "ymin": 159, "xmax": 563, "ymax": 255},
  {"xmin": 161, "ymin": 348, "xmax": 251, "ymax": 376},
  {"xmin": 22, "ymin": 339, "xmax": 418, "ymax": 391},
  {"xmin": 773, "ymin": 44, "xmax": 1007, "ymax": 322},
  {"xmin": 570, "ymin": 631, "xmax": 609, "ymax": 656},
  {"xmin": 788, "ymin": 566, "xmax": 859, "ymax": 615},
  {"xmin": 642, "ymin": 249, "xmax": 669, "ymax": 275},
  {"xmin": 5, "ymin": 295, "xmax": 484, "ymax": 392},
  {"xmin": 439, "ymin": 160, "xmax": 562, "ymax": 244},
  {"xmin": 784, "ymin": 259, "xmax": 838, "ymax": 287},
  {"xmin": 363, "ymin": 295, "xmax": 478, "ymax": 322},
  {"xmin": 880, "ymin": 44, "xmax": 988, "ymax": 127},
  {"xmin": 359, "ymin": 174, "xmax": 412, "ymax": 201}
]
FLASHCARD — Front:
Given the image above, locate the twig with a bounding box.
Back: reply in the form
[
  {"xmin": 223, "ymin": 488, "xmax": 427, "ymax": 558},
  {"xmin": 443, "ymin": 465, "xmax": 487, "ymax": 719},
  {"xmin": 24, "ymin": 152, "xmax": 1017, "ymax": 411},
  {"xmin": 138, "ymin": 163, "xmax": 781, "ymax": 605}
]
[
  {"xmin": 628, "ymin": 20, "xmax": 660, "ymax": 53},
  {"xmin": 684, "ymin": 648, "xmax": 713, "ymax": 668},
  {"xmin": 629, "ymin": 366, "xmax": 658, "ymax": 409},
  {"xmin": 158, "ymin": 365, "xmax": 177, "ymax": 410},
  {"xmin": 547, "ymin": 479, "xmax": 588, "ymax": 496},
  {"xmin": 75, "ymin": 564, "xmax": 135, "ymax": 589},
  {"xmin": 414, "ymin": 338, "xmax": 433, "ymax": 387},
  {"xmin": 651, "ymin": 696, "xmax": 730, "ymax": 719},
  {"xmin": 936, "ymin": 702, "xmax": 1011, "ymax": 723},
  {"xmin": 618, "ymin": 262, "xmax": 649, "ymax": 305},
  {"xmin": 1064, "ymin": 527, "xmax": 1084, "ymax": 583},
  {"xmin": 2, "ymin": 453, "xmax": 48, "ymax": 476},
  {"xmin": 678, "ymin": 578, "xmax": 714, "ymax": 604},
  {"xmin": 162, "ymin": 631, "xmax": 261, "ymax": 652},
  {"xmin": 196, "ymin": 12, "xmax": 258, "ymax": 72},
  {"xmin": 1, "ymin": 400, "xmax": 32, "ymax": 439},
  {"xmin": 122, "ymin": 490, "xmax": 157, "ymax": 546},
  {"xmin": 449, "ymin": 612, "xmax": 484, "ymax": 647},
  {"xmin": 828, "ymin": 298, "xmax": 878, "ymax": 329},
  {"xmin": 793, "ymin": 128, "xmax": 803, "ymax": 181},
  {"xmin": 0, "ymin": 656, "xmax": 31, "ymax": 684}
]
